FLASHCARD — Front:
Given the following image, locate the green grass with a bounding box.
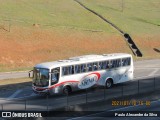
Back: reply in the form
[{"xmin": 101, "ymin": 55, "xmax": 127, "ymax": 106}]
[
  {"xmin": 1, "ymin": 0, "xmax": 159, "ymax": 35},
  {"xmin": 80, "ymin": 0, "xmax": 160, "ymax": 35},
  {"xmin": 0, "ymin": 0, "xmax": 118, "ymax": 33},
  {"xmin": 0, "ymin": 77, "xmax": 31, "ymax": 86},
  {"xmin": 0, "ymin": 64, "xmax": 31, "ymax": 72},
  {"xmin": 0, "ymin": 0, "xmax": 159, "ymax": 34}
]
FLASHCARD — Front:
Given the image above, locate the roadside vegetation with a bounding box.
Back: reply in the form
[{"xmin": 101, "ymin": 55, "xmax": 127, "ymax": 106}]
[
  {"xmin": 0, "ymin": 78, "xmax": 31, "ymax": 92},
  {"xmin": 80, "ymin": 0, "xmax": 160, "ymax": 35}
]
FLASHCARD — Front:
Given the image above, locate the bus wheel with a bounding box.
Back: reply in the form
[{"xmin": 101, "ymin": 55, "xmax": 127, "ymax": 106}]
[
  {"xmin": 105, "ymin": 79, "xmax": 113, "ymax": 89},
  {"xmin": 63, "ymin": 86, "xmax": 72, "ymax": 95}
]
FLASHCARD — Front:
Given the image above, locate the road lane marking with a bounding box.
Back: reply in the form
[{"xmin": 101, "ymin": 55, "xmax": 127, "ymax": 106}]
[
  {"xmin": 7, "ymin": 89, "xmax": 23, "ymax": 99},
  {"xmin": 134, "ymin": 74, "xmax": 160, "ymax": 79},
  {"xmin": 135, "ymin": 67, "xmax": 160, "ymax": 69},
  {"xmin": 30, "ymin": 93, "xmax": 36, "ymax": 96},
  {"xmin": 148, "ymin": 69, "xmax": 159, "ymax": 77}
]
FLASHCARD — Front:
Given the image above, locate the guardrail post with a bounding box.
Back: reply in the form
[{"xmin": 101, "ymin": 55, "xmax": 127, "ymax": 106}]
[
  {"xmin": 104, "ymin": 86, "xmax": 106, "ymax": 99},
  {"xmin": 86, "ymin": 88, "xmax": 88, "ymax": 103},
  {"xmin": 138, "ymin": 80, "xmax": 139, "ymax": 94},
  {"xmin": 154, "ymin": 77, "xmax": 156, "ymax": 91},
  {"xmin": 24, "ymin": 94, "xmax": 27, "ymax": 111},
  {"xmin": 121, "ymin": 83, "xmax": 123, "ymax": 96},
  {"xmin": 1, "ymin": 104, "xmax": 3, "ymax": 111},
  {"xmin": 24, "ymin": 99, "xmax": 26, "ymax": 111},
  {"xmin": 47, "ymin": 94, "xmax": 49, "ymax": 111},
  {"xmin": 86, "ymin": 88, "xmax": 88, "ymax": 111},
  {"xmin": 66, "ymin": 93, "xmax": 69, "ymax": 111}
]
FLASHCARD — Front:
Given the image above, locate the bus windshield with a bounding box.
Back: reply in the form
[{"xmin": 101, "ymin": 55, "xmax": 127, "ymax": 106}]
[{"xmin": 33, "ymin": 68, "xmax": 49, "ymax": 87}]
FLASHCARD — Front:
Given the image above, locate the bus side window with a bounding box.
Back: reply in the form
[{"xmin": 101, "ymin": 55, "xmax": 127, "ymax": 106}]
[
  {"xmin": 122, "ymin": 57, "xmax": 131, "ymax": 66},
  {"xmin": 71, "ymin": 65, "xmax": 74, "ymax": 74},
  {"xmin": 122, "ymin": 59, "xmax": 125, "ymax": 66},
  {"xmin": 99, "ymin": 61, "xmax": 107, "ymax": 70},
  {"xmin": 127, "ymin": 58, "xmax": 131, "ymax": 65},
  {"xmin": 93, "ymin": 62, "xmax": 98, "ymax": 71},
  {"xmin": 113, "ymin": 59, "xmax": 121, "ymax": 68},
  {"xmin": 110, "ymin": 59, "xmax": 117, "ymax": 68},
  {"xmin": 75, "ymin": 65, "xmax": 81, "ymax": 74},
  {"xmin": 51, "ymin": 68, "xmax": 60, "ymax": 85},
  {"xmin": 102, "ymin": 61, "xmax": 106, "ymax": 69},
  {"xmin": 104, "ymin": 61, "xmax": 109, "ymax": 69},
  {"xmin": 62, "ymin": 67, "xmax": 68, "ymax": 76},
  {"xmin": 87, "ymin": 63, "xmax": 93, "ymax": 72},
  {"xmin": 51, "ymin": 73, "xmax": 59, "ymax": 84},
  {"xmin": 106, "ymin": 61, "xmax": 110, "ymax": 69},
  {"xmin": 68, "ymin": 65, "xmax": 74, "ymax": 75},
  {"xmin": 99, "ymin": 62, "xmax": 103, "ymax": 70},
  {"xmin": 113, "ymin": 60, "xmax": 116, "ymax": 68},
  {"xmin": 81, "ymin": 64, "xmax": 86, "ymax": 73},
  {"xmin": 110, "ymin": 60, "xmax": 114, "ymax": 68},
  {"xmin": 116, "ymin": 59, "xmax": 121, "ymax": 67}
]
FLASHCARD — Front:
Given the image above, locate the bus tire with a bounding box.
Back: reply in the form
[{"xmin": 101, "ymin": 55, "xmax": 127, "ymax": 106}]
[
  {"xmin": 105, "ymin": 79, "xmax": 113, "ymax": 89},
  {"xmin": 63, "ymin": 86, "xmax": 72, "ymax": 95}
]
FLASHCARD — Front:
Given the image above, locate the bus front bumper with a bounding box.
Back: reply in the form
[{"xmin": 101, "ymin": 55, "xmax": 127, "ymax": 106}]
[{"xmin": 32, "ymin": 86, "xmax": 50, "ymax": 95}]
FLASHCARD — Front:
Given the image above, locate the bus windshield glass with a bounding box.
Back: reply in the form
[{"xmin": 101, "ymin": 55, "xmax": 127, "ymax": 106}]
[{"xmin": 33, "ymin": 68, "xmax": 49, "ymax": 87}]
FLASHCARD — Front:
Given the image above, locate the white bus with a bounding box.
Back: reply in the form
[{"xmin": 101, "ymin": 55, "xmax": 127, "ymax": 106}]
[{"xmin": 29, "ymin": 53, "xmax": 133, "ymax": 95}]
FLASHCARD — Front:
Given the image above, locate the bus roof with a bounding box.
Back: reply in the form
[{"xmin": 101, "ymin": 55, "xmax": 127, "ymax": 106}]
[{"xmin": 35, "ymin": 53, "xmax": 132, "ymax": 69}]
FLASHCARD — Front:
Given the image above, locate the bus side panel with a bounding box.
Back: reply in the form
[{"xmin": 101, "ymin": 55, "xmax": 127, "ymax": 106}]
[
  {"xmin": 115, "ymin": 67, "xmax": 134, "ymax": 84},
  {"xmin": 97, "ymin": 66, "xmax": 134, "ymax": 85},
  {"xmin": 97, "ymin": 70, "xmax": 109, "ymax": 86},
  {"xmin": 59, "ymin": 74, "xmax": 85, "ymax": 92},
  {"xmin": 60, "ymin": 71, "xmax": 104, "ymax": 91}
]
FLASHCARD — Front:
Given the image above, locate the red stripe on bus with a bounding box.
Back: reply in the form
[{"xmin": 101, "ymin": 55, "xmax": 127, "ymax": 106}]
[
  {"xmin": 49, "ymin": 80, "xmax": 79, "ymax": 90},
  {"xmin": 83, "ymin": 72, "xmax": 101, "ymax": 81}
]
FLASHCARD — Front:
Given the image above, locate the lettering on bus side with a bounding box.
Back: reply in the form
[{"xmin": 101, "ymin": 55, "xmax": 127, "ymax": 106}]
[{"xmin": 78, "ymin": 74, "xmax": 98, "ymax": 89}]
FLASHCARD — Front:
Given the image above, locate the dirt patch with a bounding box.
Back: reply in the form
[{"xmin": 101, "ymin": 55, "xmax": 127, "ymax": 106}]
[
  {"xmin": 0, "ymin": 26, "xmax": 159, "ymax": 71},
  {"xmin": 134, "ymin": 35, "xmax": 160, "ymax": 58}
]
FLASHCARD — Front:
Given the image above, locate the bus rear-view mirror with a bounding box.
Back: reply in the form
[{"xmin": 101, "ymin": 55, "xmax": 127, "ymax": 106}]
[{"xmin": 29, "ymin": 70, "xmax": 33, "ymax": 78}]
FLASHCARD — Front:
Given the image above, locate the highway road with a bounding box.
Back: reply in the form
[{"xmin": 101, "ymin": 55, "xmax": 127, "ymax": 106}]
[
  {"xmin": 0, "ymin": 71, "xmax": 28, "ymax": 80},
  {"xmin": 0, "ymin": 59, "xmax": 160, "ymax": 117}
]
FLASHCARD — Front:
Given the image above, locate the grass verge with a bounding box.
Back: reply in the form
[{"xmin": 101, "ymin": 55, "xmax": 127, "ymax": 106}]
[{"xmin": 0, "ymin": 78, "xmax": 32, "ymax": 92}]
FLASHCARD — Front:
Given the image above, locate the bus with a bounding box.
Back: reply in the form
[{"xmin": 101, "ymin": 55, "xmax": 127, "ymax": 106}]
[{"xmin": 29, "ymin": 53, "xmax": 133, "ymax": 95}]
